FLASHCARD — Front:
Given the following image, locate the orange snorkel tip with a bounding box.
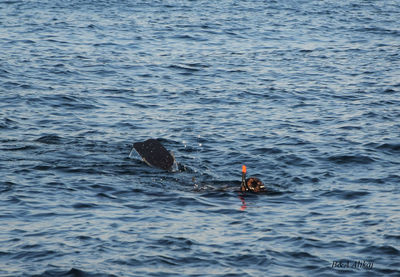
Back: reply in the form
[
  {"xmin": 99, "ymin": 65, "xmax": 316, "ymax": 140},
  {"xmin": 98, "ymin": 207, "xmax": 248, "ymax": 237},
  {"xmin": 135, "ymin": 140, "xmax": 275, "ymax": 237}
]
[{"xmin": 241, "ymin": 164, "xmax": 249, "ymax": 192}]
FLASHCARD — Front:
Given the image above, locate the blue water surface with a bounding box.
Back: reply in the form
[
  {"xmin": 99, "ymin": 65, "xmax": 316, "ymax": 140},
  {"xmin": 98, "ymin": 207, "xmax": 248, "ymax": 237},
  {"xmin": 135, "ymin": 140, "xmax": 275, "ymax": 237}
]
[{"xmin": 1, "ymin": 0, "xmax": 399, "ymax": 276}]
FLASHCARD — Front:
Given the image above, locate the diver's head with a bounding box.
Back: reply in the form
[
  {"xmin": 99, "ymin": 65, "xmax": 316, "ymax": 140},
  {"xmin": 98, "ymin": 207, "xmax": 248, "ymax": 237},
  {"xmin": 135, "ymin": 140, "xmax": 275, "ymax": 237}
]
[
  {"xmin": 240, "ymin": 165, "xmax": 265, "ymax": 193},
  {"xmin": 243, "ymin": 177, "xmax": 265, "ymax": 193}
]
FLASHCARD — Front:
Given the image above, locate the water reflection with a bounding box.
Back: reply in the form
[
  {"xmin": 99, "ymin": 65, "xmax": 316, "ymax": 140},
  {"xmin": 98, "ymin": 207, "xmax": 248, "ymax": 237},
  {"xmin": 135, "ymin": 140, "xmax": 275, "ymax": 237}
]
[{"xmin": 238, "ymin": 194, "xmax": 247, "ymax": 211}]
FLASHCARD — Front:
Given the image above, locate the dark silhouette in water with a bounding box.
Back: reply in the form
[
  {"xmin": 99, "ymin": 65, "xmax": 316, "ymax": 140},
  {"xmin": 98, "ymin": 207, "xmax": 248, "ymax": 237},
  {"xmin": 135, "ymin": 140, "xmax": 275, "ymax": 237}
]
[
  {"xmin": 240, "ymin": 165, "xmax": 266, "ymax": 193},
  {"xmin": 132, "ymin": 139, "xmax": 175, "ymax": 171},
  {"xmin": 132, "ymin": 139, "xmax": 266, "ymax": 192}
]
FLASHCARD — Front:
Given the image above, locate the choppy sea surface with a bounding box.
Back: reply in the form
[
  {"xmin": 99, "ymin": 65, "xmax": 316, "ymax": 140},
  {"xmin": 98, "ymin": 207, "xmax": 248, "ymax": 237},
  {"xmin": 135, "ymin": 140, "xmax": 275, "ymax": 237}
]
[{"xmin": 1, "ymin": 0, "xmax": 399, "ymax": 276}]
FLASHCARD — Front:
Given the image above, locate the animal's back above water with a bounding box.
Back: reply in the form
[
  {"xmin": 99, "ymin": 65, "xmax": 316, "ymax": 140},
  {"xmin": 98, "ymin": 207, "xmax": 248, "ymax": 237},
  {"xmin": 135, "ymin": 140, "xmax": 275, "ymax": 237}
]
[{"xmin": 133, "ymin": 139, "xmax": 174, "ymax": 170}]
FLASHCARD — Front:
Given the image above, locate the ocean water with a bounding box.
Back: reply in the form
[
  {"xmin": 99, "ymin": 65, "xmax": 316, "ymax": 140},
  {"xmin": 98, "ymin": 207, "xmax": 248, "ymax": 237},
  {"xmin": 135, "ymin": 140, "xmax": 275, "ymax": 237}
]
[{"xmin": 1, "ymin": 0, "xmax": 399, "ymax": 276}]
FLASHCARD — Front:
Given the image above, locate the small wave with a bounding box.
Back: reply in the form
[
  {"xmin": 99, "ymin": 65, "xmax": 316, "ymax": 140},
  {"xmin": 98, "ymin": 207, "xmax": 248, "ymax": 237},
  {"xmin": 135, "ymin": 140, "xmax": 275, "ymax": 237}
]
[
  {"xmin": 279, "ymin": 153, "xmax": 315, "ymax": 167},
  {"xmin": 108, "ymin": 257, "xmax": 143, "ymax": 267},
  {"xmin": 356, "ymin": 26, "xmax": 400, "ymax": 36},
  {"xmin": 156, "ymin": 236, "xmax": 194, "ymax": 251},
  {"xmin": 1, "ymin": 144, "xmax": 38, "ymax": 151},
  {"xmin": 2, "ymin": 0, "xmax": 21, "ymax": 4},
  {"xmin": 31, "ymin": 268, "xmax": 117, "ymax": 277},
  {"xmin": 0, "ymin": 181, "xmax": 16, "ymax": 193},
  {"xmin": 31, "ymin": 212, "xmax": 58, "ymax": 218},
  {"xmin": 36, "ymin": 134, "xmax": 63, "ymax": 145},
  {"xmin": 291, "ymin": 176, "xmax": 319, "ymax": 185},
  {"xmin": 0, "ymin": 117, "xmax": 18, "ymax": 129},
  {"xmin": 168, "ymin": 64, "xmax": 202, "ymax": 73},
  {"xmin": 26, "ymin": 94, "xmax": 98, "ymax": 110},
  {"xmin": 93, "ymin": 42, "xmax": 119, "ymax": 47},
  {"xmin": 384, "ymin": 234, "xmax": 400, "ymax": 241},
  {"xmin": 286, "ymin": 250, "xmax": 317, "ymax": 259},
  {"xmin": 140, "ymin": 253, "xmax": 221, "ymax": 270},
  {"xmin": 338, "ymin": 125, "xmax": 362, "ymax": 130},
  {"xmin": 12, "ymin": 249, "xmax": 58, "ymax": 263},
  {"xmin": 72, "ymin": 202, "xmax": 98, "ymax": 209},
  {"xmin": 172, "ymin": 34, "xmax": 207, "ymax": 41},
  {"xmin": 377, "ymin": 143, "xmax": 400, "ymax": 153},
  {"xmin": 252, "ymin": 147, "xmax": 283, "ymax": 155},
  {"xmin": 359, "ymin": 245, "xmax": 400, "ymax": 256},
  {"xmin": 33, "ymin": 165, "xmax": 52, "ymax": 171},
  {"xmin": 354, "ymin": 177, "xmax": 385, "ymax": 185},
  {"xmin": 96, "ymin": 192, "xmax": 117, "ymax": 199},
  {"xmin": 327, "ymin": 154, "xmax": 375, "ymax": 164},
  {"xmin": 319, "ymin": 189, "xmax": 370, "ymax": 200},
  {"xmin": 100, "ymin": 88, "xmax": 136, "ymax": 95},
  {"xmin": 0, "ymin": 68, "xmax": 10, "ymax": 77}
]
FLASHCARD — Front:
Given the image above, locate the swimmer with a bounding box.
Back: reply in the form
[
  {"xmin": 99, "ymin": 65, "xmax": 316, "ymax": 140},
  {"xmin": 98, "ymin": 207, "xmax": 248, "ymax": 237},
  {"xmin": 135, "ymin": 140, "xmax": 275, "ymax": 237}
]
[{"xmin": 240, "ymin": 165, "xmax": 265, "ymax": 193}]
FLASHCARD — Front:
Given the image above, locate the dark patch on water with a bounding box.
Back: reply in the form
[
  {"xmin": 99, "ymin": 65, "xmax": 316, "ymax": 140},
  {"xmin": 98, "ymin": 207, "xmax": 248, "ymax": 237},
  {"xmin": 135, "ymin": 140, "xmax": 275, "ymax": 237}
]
[
  {"xmin": 36, "ymin": 135, "xmax": 63, "ymax": 145},
  {"xmin": 327, "ymin": 154, "xmax": 376, "ymax": 165},
  {"xmin": 376, "ymin": 143, "xmax": 400, "ymax": 153},
  {"xmin": 72, "ymin": 202, "xmax": 98, "ymax": 209},
  {"xmin": 32, "ymin": 268, "xmax": 118, "ymax": 277},
  {"xmin": 319, "ymin": 189, "xmax": 370, "ymax": 200}
]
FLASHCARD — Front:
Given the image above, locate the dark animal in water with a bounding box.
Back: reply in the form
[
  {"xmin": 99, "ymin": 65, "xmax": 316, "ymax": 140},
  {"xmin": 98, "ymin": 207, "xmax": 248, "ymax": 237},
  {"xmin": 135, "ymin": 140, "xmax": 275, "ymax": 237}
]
[{"xmin": 131, "ymin": 139, "xmax": 175, "ymax": 171}]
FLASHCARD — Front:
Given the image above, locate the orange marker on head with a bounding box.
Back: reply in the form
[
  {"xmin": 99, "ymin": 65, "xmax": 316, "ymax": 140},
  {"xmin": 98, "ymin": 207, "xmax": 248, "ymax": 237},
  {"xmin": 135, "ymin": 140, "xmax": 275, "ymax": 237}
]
[{"xmin": 241, "ymin": 164, "xmax": 249, "ymax": 192}]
